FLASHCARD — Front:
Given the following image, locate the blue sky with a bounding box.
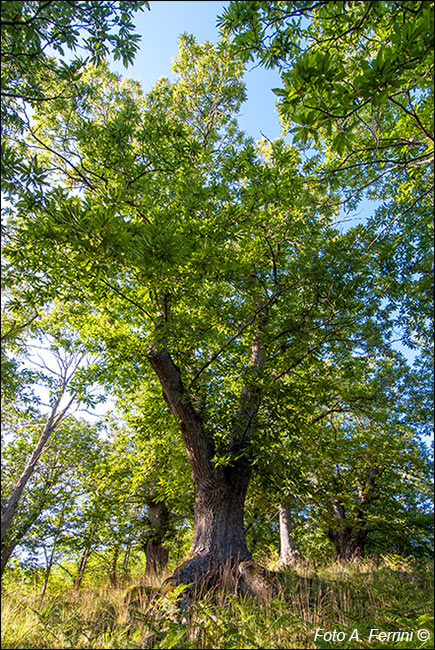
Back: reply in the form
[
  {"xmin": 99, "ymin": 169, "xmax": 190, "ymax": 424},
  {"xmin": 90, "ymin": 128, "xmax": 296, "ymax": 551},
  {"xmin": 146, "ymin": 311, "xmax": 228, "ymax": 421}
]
[
  {"xmin": 109, "ymin": 2, "xmax": 378, "ymax": 225},
  {"xmin": 110, "ymin": 0, "xmax": 283, "ymax": 141}
]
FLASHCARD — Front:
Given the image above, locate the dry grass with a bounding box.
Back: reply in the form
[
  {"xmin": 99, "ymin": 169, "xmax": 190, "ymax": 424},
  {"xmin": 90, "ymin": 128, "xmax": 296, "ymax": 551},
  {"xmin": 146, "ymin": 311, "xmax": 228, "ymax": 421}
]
[{"xmin": 1, "ymin": 556, "xmax": 433, "ymax": 649}]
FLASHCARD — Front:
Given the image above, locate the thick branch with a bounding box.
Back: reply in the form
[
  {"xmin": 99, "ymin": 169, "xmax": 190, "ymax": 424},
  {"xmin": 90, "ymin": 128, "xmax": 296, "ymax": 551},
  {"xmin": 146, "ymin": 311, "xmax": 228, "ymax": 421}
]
[{"xmin": 148, "ymin": 344, "xmax": 213, "ymax": 481}]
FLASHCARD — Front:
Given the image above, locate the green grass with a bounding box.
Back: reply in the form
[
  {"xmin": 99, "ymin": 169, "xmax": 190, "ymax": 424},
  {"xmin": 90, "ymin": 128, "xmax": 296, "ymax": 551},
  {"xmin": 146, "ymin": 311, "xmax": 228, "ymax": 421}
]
[{"xmin": 1, "ymin": 556, "xmax": 433, "ymax": 649}]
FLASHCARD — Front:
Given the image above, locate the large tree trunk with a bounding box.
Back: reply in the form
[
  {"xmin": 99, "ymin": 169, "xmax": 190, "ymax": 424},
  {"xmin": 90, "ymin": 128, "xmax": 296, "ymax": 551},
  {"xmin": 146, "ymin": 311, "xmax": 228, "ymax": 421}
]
[
  {"xmin": 328, "ymin": 469, "xmax": 378, "ymax": 561},
  {"xmin": 328, "ymin": 525, "xmax": 368, "ymax": 560},
  {"xmin": 148, "ymin": 339, "xmax": 262, "ymax": 596},
  {"xmin": 328, "ymin": 503, "xmax": 368, "ymax": 560},
  {"xmin": 278, "ymin": 503, "xmax": 305, "ymax": 567},
  {"xmin": 172, "ymin": 464, "xmax": 252, "ymax": 585}
]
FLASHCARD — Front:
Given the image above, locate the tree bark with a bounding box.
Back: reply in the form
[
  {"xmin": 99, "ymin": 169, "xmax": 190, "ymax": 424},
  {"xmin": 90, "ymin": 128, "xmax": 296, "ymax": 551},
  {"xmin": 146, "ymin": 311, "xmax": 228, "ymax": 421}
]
[
  {"xmin": 278, "ymin": 503, "xmax": 305, "ymax": 567},
  {"xmin": 328, "ymin": 469, "xmax": 378, "ymax": 560},
  {"xmin": 328, "ymin": 525, "xmax": 368, "ymax": 560},
  {"xmin": 109, "ymin": 544, "xmax": 120, "ymax": 587},
  {"xmin": 1, "ymin": 415, "xmax": 59, "ymax": 543},
  {"xmin": 328, "ymin": 503, "xmax": 368, "ymax": 560},
  {"xmin": 148, "ymin": 339, "xmax": 261, "ymax": 592},
  {"xmin": 1, "ymin": 381, "xmax": 79, "ymax": 547},
  {"xmin": 1, "ymin": 474, "xmax": 60, "ymax": 575},
  {"xmin": 121, "ymin": 539, "xmax": 132, "ymax": 581},
  {"xmin": 41, "ymin": 540, "xmax": 58, "ymax": 601},
  {"xmin": 73, "ymin": 518, "xmax": 97, "ymax": 590},
  {"xmin": 74, "ymin": 539, "xmax": 93, "ymax": 590},
  {"xmin": 171, "ymin": 463, "xmax": 252, "ymax": 585},
  {"xmin": 143, "ymin": 499, "xmax": 169, "ymax": 578},
  {"xmin": 0, "ymin": 544, "xmax": 15, "ymax": 575}
]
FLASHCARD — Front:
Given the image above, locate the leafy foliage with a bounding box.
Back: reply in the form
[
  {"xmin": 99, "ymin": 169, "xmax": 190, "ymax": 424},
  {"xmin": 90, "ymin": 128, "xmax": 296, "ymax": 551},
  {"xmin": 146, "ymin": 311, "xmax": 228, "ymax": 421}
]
[
  {"xmin": 1, "ymin": 0, "xmax": 149, "ymax": 210},
  {"xmin": 1, "ymin": 5, "xmax": 432, "ymax": 635},
  {"xmin": 220, "ymin": 0, "xmax": 434, "ymax": 359}
]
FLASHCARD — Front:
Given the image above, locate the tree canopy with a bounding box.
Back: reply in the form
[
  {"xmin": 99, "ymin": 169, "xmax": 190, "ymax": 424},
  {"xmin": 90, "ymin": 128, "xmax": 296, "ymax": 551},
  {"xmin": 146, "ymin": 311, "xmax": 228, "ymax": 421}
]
[
  {"xmin": 1, "ymin": 0, "xmax": 433, "ymax": 596},
  {"xmin": 220, "ymin": 0, "xmax": 434, "ymax": 360}
]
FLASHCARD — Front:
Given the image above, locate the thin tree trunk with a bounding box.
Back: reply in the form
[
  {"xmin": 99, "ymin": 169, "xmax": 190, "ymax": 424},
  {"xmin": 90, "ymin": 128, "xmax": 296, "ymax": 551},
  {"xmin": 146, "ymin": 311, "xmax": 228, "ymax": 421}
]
[
  {"xmin": 1, "ymin": 384, "xmax": 78, "ymax": 545},
  {"xmin": 1, "ymin": 417, "xmax": 58, "ymax": 542},
  {"xmin": 278, "ymin": 504, "xmax": 305, "ymax": 567},
  {"xmin": 109, "ymin": 544, "xmax": 120, "ymax": 587},
  {"xmin": 0, "ymin": 544, "xmax": 15, "ymax": 575},
  {"xmin": 74, "ymin": 548, "xmax": 89, "ymax": 591},
  {"xmin": 1, "ymin": 473, "xmax": 60, "ymax": 575},
  {"xmin": 144, "ymin": 499, "xmax": 169, "ymax": 578},
  {"xmin": 121, "ymin": 540, "xmax": 132, "ymax": 581},
  {"xmin": 40, "ymin": 493, "xmax": 70, "ymax": 599},
  {"xmin": 74, "ymin": 520, "xmax": 97, "ymax": 590},
  {"xmin": 74, "ymin": 542, "xmax": 93, "ymax": 590},
  {"xmin": 41, "ymin": 540, "xmax": 58, "ymax": 601}
]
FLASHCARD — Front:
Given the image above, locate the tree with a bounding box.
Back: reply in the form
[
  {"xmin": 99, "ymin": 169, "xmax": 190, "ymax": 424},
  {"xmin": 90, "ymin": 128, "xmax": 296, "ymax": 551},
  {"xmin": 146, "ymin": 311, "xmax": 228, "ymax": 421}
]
[
  {"xmin": 90, "ymin": 411, "xmax": 188, "ymax": 582},
  {"xmin": 278, "ymin": 503, "xmax": 305, "ymax": 567},
  {"xmin": 4, "ymin": 34, "xmax": 398, "ymax": 594},
  {"xmin": 1, "ymin": 329, "xmax": 103, "ymax": 573},
  {"xmin": 1, "ymin": 412, "xmax": 103, "ymax": 576},
  {"xmin": 301, "ymin": 413, "xmax": 433, "ymax": 560},
  {"xmin": 219, "ymin": 1, "xmax": 434, "ymax": 359},
  {"xmin": 1, "ymin": 0, "xmax": 149, "ymax": 226},
  {"xmin": 247, "ymin": 340, "xmax": 433, "ymax": 561}
]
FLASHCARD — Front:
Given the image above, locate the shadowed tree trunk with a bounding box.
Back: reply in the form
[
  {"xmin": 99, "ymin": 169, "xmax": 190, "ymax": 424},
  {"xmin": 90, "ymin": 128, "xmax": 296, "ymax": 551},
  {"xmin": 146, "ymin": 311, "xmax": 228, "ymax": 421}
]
[
  {"xmin": 109, "ymin": 543, "xmax": 120, "ymax": 587},
  {"xmin": 328, "ymin": 470, "xmax": 378, "ymax": 560},
  {"xmin": 278, "ymin": 503, "xmax": 305, "ymax": 567},
  {"xmin": 0, "ymin": 544, "xmax": 15, "ymax": 575},
  {"xmin": 74, "ymin": 520, "xmax": 97, "ymax": 590},
  {"xmin": 121, "ymin": 539, "xmax": 133, "ymax": 581},
  {"xmin": 143, "ymin": 498, "xmax": 169, "ymax": 578},
  {"xmin": 327, "ymin": 507, "xmax": 368, "ymax": 560}
]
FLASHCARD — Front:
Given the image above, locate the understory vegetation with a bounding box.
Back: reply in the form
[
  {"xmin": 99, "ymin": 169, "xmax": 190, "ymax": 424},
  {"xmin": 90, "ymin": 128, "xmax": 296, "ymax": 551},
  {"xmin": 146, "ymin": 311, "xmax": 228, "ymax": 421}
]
[{"xmin": 2, "ymin": 556, "xmax": 433, "ymax": 650}]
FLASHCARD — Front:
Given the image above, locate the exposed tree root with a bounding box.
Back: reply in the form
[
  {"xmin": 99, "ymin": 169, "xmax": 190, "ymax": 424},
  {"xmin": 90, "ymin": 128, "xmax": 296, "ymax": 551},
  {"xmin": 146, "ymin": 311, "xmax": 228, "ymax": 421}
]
[
  {"xmin": 154, "ymin": 555, "xmax": 281, "ymax": 611},
  {"xmin": 125, "ymin": 555, "xmax": 285, "ymax": 629},
  {"xmin": 237, "ymin": 560, "xmax": 280, "ymax": 599}
]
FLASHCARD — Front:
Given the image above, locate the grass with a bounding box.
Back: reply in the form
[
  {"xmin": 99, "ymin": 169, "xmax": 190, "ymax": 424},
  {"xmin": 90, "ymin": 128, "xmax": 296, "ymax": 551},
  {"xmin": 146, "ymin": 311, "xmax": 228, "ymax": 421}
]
[{"xmin": 1, "ymin": 555, "xmax": 433, "ymax": 649}]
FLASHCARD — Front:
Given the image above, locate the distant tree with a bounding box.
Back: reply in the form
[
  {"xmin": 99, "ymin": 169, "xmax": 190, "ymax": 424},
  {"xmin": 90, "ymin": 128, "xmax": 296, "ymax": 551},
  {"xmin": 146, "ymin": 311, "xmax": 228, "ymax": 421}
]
[
  {"xmin": 278, "ymin": 503, "xmax": 305, "ymax": 567},
  {"xmin": 1, "ymin": 413, "xmax": 102, "ymax": 576},
  {"xmin": 97, "ymin": 399, "xmax": 191, "ymax": 581},
  {"xmin": 1, "ymin": 330, "xmax": 103, "ymax": 573}
]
